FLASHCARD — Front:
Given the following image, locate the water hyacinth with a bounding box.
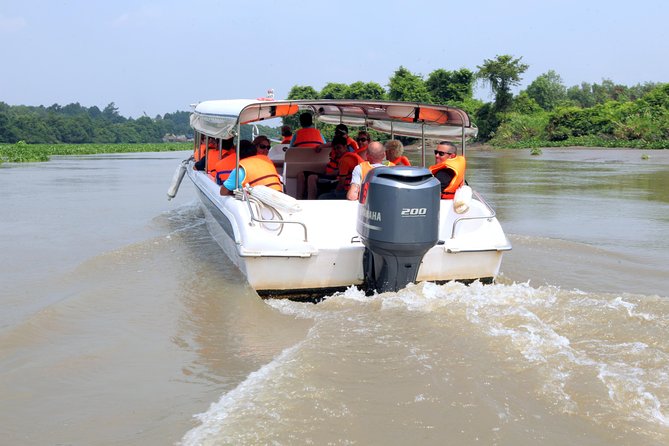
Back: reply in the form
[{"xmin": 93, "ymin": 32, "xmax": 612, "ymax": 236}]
[{"xmin": 0, "ymin": 141, "xmax": 191, "ymax": 164}]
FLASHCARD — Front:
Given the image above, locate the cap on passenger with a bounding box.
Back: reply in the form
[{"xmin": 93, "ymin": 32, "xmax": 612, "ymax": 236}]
[{"xmin": 335, "ymin": 124, "xmax": 348, "ymax": 134}]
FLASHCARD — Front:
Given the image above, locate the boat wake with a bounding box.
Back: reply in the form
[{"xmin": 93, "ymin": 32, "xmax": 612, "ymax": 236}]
[{"xmin": 181, "ymin": 281, "xmax": 669, "ymax": 445}]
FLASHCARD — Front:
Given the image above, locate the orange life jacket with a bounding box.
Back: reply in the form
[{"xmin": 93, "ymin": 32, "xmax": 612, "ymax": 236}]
[
  {"xmin": 346, "ymin": 136, "xmax": 359, "ymax": 152},
  {"xmin": 292, "ymin": 127, "xmax": 325, "ymax": 148},
  {"xmin": 211, "ymin": 151, "xmax": 237, "ymax": 184},
  {"xmin": 360, "ymin": 160, "xmax": 395, "ymax": 182},
  {"xmin": 337, "ymin": 152, "xmax": 363, "ymax": 190},
  {"xmin": 239, "ymin": 155, "xmax": 283, "ymax": 191},
  {"xmin": 281, "ymin": 136, "xmax": 292, "ymax": 144},
  {"xmin": 325, "ymin": 149, "xmax": 340, "ymax": 175},
  {"xmin": 353, "ymin": 145, "xmax": 368, "ymax": 161},
  {"xmin": 390, "ymin": 155, "xmax": 411, "ymax": 166},
  {"xmin": 429, "ymin": 156, "xmax": 466, "ymax": 199},
  {"xmin": 205, "ymin": 148, "xmax": 224, "ymax": 172},
  {"xmin": 195, "ymin": 142, "xmax": 206, "ymax": 161}
]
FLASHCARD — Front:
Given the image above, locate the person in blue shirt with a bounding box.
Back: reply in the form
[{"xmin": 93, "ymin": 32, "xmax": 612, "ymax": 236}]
[{"xmin": 220, "ymin": 140, "xmax": 255, "ymax": 194}]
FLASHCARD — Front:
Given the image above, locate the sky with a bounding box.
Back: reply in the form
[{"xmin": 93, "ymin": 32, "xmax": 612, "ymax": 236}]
[{"xmin": 1, "ymin": 0, "xmax": 667, "ymax": 118}]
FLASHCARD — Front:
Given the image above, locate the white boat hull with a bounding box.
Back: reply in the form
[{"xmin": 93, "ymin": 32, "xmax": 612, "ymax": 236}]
[{"xmin": 187, "ymin": 166, "xmax": 510, "ymax": 297}]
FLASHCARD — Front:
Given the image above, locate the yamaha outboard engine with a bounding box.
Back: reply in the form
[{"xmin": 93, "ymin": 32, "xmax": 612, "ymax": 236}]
[{"xmin": 356, "ymin": 166, "xmax": 441, "ymax": 293}]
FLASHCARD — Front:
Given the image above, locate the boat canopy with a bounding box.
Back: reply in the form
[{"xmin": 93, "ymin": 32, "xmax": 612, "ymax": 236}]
[{"xmin": 190, "ymin": 99, "xmax": 477, "ymax": 140}]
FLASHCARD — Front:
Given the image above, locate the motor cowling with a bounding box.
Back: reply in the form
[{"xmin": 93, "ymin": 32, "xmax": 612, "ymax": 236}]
[{"xmin": 356, "ymin": 166, "xmax": 441, "ymax": 293}]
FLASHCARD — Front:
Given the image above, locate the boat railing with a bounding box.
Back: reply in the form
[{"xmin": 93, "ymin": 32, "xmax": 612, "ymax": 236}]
[
  {"xmin": 449, "ymin": 190, "xmax": 496, "ymax": 239},
  {"xmin": 237, "ymin": 189, "xmax": 309, "ymax": 242}
]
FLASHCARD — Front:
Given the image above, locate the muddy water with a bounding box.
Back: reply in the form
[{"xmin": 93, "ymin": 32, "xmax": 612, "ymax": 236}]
[{"xmin": 1, "ymin": 149, "xmax": 668, "ymax": 445}]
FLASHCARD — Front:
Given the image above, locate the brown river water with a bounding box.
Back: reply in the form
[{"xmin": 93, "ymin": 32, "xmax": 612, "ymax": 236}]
[{"xmin": 1, "ymin": 148, "xmax": 668, "ymax": 445}]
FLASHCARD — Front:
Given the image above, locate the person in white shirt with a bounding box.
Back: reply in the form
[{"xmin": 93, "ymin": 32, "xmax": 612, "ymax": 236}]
[{"xmin": 346, "ymin": 141, "xmax": 393, "ymax": 201}]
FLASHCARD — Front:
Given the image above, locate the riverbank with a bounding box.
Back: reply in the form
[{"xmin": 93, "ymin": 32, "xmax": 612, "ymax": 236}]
[
  {"xmin": 2, "ymin": 140, "xmax": 665, "ymax": 166},
  {"xmin": 0, "ymin": 142, "xmax": 192, "ymax": 163}
]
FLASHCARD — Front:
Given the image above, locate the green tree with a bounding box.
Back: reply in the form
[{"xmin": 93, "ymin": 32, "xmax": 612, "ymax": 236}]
[
  {"xmin": 287, "ymin": 85, "xmax": 319, "ymax": 100},
  {"xmin": 60, "ymin": 118, "xmax": 91, "ymax": 143},
  {"xmin": 425, "ymin": 68, "xmax": 474, "ymax": 104},
  {"xmin": 387, "ymin": 66, "xmax": 432, "ymax": 102},
  {"xmin": 319, "ymin": 82, "xmax": 349, "ymax": 99},
  {"xmin": 637, "ymin": 83, "xmax": 669, "ymax": 109},
  {"xmin": 161, "ymin": 111, "xmax": 191, "ymax": 136},
  {"xmin": 111, "ymin": 122, "xmax": 140, "ymax": 143},
  {"xmin": 476, "ymin": 55, "xmax": 529, "ymax": 112},
  {"xmin": 284, "ymin": 86, "xmax": 319, "ymax": 130},
  {"xmin": 567, "ymin": 82, "xmax": 596, "ymax": 108},
  {"xmin": 93, "ymin": 126, "xmax": 117, "ymax": 143},
  {"xmin": 592, "ymin": 79, "xmax": 619, "ymax": 103},
  {"xmin": 60, "ymin": 102, "xmax": 87, "ymax": 116},
  {"xmin": 347, "ymin": 81, "xmax": 386, "ymax": 100},
  {"xmin": 627, "ymin": 82, "xmax": 658, "ymax": 101},
  {"xmin": 88, "ymin": 106, "xmax": 102, "ymax": 120},
  {"xmin": 13, "ymin": 114, "xmax": 58, "ymax": 143},
  {"xmin": 474, "ymin": 103, "xmax": 500, "ymax": 141},
  {"xmin": 525, "ymin": 70, "xmax": 567, "ymax": 111},
  {"xmin": 510, "ymin": 92, "xmax": 543, "ymax": 114},
  {"xmin": 102, "ymin": 102, "xmax": 124, "ymax": 123},
  {"xmin": 0, "ymin": 103, "xmax": 17, "ymax": 142},
  {"xmin": 132, "ymin": 116, "xmax": 162, "ymax": 142}
]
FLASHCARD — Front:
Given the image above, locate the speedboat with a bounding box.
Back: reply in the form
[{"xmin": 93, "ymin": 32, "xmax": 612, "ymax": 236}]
[{"xmin": 168, "ymin": 99, "xmax": 511, "ymax": 299}]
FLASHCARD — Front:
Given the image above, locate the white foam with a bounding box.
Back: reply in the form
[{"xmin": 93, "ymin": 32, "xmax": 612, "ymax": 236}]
[
  {"xmin": 198, "ymin": 280, "xmax": 669, "ymax": 441},
  {"xmin": 180, "ymin": 341, "xmax": 305, "ymax": 445}
]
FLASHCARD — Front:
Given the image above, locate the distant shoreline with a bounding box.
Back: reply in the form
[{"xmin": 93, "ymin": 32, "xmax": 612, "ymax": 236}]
[
  {"xmin": 404, "ymin": 142, "xmax": 666, "ymax": 152},
  {"xmin": 2, "ymin": 141, "xmax": 666, "ymax": 165}
]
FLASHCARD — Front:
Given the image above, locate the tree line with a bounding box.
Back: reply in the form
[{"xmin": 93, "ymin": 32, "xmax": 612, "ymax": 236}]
[
  {"xmin": 2, "ymin": 55, "xmax": 667, "ymax": 148},
  {"xmin": 0, "ymin": 102, "xmax": 191, "ymax": 144},
  {"xmin": 285, "ymin": 56, "xmax": 667, "ymax": 149}
]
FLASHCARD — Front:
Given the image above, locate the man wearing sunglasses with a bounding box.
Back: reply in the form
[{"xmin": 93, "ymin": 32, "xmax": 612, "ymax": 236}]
[
  {"xmin": 354, "ymin": 131, "xmax": 371, "ymax": 160},
  {"xmin": 428, "ymin": 141, "xmax": 466, "ymax": 199},
  {"xmin": 253, "ymin": 135, "xmax": 272, "ymax": 156},
  {"xmin": 220, "ymin": 139, "xmax": 283, "ymax": 195}
]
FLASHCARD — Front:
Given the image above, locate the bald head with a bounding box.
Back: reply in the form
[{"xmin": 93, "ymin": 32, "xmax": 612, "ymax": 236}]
[{"xmin": 366, "ymin": 141, "xmax": 386, "ymax": 163}]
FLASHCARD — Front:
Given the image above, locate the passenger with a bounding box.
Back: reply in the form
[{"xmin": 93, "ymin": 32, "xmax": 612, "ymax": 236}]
[
  {"xmin": 317, "ymin": 123, "xmax": 359, "ymax": 152},
  {"xmin": 290, "ymin": 112, "xmax": 326, "ymax": 148},
  {"xmin": 253, "ymin": 135, "xmax": 272, "ymax": 156},
  {"xmin": 195, "ymin": 134, "xmax": 207, "ymax": 161},
  {"xmin": 334, "ymin": 124, "xmax": 359, "ymax": 152},
  {"xmin": 220, "ymin": 136, "xmax": 236, "ymax": 158},
  {"xmin": 346, "ymin": 141, "xmax": 395, "ymax": 201},
  {"xmin": 220, "ymin": 140, "xmax": 283, "ymax": 195},
  {"xmin": 428, "ymin": 141, "xmax": 466, "ymax": 199},
  {"xmin": 296, "ymin": 135, "xmax": 348, "ymax": 199},
  {"xmin": 354, "ymin": 130, "xmax": 371, "ymax": 160},
  {"xmin": 315, "ymin": 124, "xmax": 359, "ymax": 178},
  {"xmin": 319, "ymin": 136, "xmax": 363, "ymax": 200},
  {"xmin": 280, "ymin": 125, "xmax": 293, "ymax": 144},
  {"xmin": 209, "ymin": 137, "xmax": 237, "ymax": 183},
  {"xmin": 195, "ymin": 137, "xmax": 222, "ymax": 171},
  {"xmin": 385, "ymin": 139, "xmax": 411, "ymax": 166}
]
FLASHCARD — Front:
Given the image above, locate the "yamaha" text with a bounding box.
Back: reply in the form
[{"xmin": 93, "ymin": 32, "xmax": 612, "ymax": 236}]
[{"xmin": 364, "ymin": 209, "xmax": 382, "ymax": 221}]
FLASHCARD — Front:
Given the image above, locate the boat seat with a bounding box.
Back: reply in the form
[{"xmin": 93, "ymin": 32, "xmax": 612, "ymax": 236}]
[
  {"xmin": 282, "ymin": 147, "xmax": 332, "ymax": 198},
  {"xmin": 269, "ymin": 143, "xmax": 289, "ymax": 175},
  {"xmin": 268, "ymin": 144, "xmax": 289, "ymax": 162}
]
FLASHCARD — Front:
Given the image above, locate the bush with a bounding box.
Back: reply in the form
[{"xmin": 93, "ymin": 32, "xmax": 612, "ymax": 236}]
[{"xmin": 488, "ymin": 111, "xmax": 549, "ymax": 146}]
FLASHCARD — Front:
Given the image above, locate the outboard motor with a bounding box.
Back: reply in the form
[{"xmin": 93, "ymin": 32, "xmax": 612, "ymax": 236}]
[{"xmin": 356, "ymin": 166, "xmax": 441, "ymax": 293}]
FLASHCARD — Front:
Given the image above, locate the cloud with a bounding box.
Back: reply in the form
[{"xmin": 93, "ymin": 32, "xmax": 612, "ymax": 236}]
[{"xmin": 0, "ymin": 14, "xmax": 27, "ymax": 33}]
